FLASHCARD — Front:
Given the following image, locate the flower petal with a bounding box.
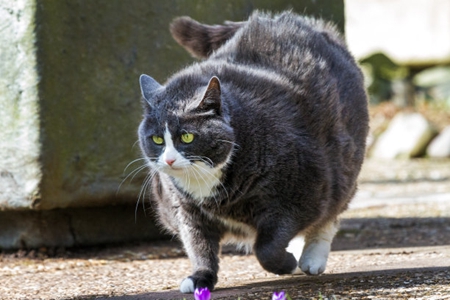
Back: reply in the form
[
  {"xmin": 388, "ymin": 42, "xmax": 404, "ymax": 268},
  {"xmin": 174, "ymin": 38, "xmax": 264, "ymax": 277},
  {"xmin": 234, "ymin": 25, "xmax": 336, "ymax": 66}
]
[
  {"xmin": 194, "ymin": 287, "xmax": 211, "ymax": 300},
  {"xmin": 272, "ymin": 291, "xmax": 286, "ymax": 300}
]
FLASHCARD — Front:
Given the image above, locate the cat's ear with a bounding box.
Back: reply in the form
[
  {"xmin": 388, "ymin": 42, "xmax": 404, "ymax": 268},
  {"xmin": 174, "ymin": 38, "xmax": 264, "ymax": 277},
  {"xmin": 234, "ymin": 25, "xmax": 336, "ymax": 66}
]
[
  {"xmin": 139, "ymin": 74, "xmax": 162, "ymax": 105},
  {"xmin": 199, "ymin": 76, "xmax": 222, "ymax": 115}
]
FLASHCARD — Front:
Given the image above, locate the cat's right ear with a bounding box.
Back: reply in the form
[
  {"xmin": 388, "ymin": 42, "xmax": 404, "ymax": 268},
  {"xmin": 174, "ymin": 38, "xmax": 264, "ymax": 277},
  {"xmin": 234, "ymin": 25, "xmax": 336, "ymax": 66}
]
[
  {"xmin": 198, "ymin": 76, "xmax": 222, "ymax": 115},
  {"xmin": 139, "ymin": 74, "xmax": 162, "ymax": 105}
]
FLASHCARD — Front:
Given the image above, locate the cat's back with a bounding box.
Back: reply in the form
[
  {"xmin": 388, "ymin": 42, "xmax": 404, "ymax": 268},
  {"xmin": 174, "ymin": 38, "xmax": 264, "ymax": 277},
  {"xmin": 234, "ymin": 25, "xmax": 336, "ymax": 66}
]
[
  {"xmin": 207, "ymin": 11, "xmax": 368, "ymax": 196},
  {"xmin": 212, "ymin": 11, "xmax": 366, "ymax": 116},
  {"xmin": 213, "ymin": 12, "xmax": 347, "ymax": 76},
  {"xmin": 235, "ymin": 12, "xmax": 367, "ymax": 144},
  {"xmin": 170, "ymin": 11, "xmax": 368, "ymax": 154}
]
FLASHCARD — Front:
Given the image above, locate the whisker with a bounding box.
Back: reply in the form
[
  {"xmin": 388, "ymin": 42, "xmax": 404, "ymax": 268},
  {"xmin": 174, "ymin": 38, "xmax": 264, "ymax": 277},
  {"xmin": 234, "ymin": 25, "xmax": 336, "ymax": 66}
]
[
  {"xmin": 217, "ymin": 139, "xmax": 241, "ymax": 149},
  {"xmin": 187, "ymin": 155, "xmax": 214, "ymax": 167},
  {"xmin": 199, "ymin": 164, "xmax": 228, "ymax": 199},
  {"xmin": 186, "ymin": 168, "xmax": 192, "ymax": 196},
  {"xmin": 191, "ymin": 164, "xmax": 221, "ymax": 208},
  {"xmin": 131, "ymin": 164, "xmax": 152, "ymax": 181},
  {"xmin": 135, "ymin": 165, "xmax": 160, "ymax": 221},
  {"xmin": 183, "ymin": 168, "xmax": 192, "ymax": 199},
  {"xmin": 135, "ymin": 172, "xmax": 151, "ymax": 221},
  {"xmin": 117, "ymin": 163, "xmax": 149, "ymax": 195},
  {"xmin": 132, "ymin": 139, "xmax": 141, "ymax": 149},
  {"xmin": 191, "ymin": 165, "xmax": 221, "ymax": 208},
  {"xmin": 188, "ymin": 165, "xmax": 204, "ymax": 200},
  {"xmin": 123, "ymin": 158, "xmax": 147, "ymax": 173}
]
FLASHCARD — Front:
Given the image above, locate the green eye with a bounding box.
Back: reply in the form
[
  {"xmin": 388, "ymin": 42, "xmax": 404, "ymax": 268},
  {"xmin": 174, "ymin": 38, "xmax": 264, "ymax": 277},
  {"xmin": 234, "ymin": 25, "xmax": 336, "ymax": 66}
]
[
  {"xmin": 181, "ymin": 133, "xmax": 194, "ymax": 144},
  {"xmin": 152, "ymin": 135, "xmax": 164, "ymax": 145}
]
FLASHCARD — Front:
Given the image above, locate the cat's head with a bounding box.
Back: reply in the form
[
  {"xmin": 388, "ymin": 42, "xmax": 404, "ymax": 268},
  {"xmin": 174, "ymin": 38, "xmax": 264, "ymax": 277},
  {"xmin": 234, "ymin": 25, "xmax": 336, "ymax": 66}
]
[{"xmin": 138, "ymin": 74, "xmax": 235, "ymax": 199}]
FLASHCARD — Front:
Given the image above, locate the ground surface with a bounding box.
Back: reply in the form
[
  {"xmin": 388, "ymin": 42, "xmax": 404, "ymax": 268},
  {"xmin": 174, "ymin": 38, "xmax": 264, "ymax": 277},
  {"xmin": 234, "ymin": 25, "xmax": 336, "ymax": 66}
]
[{"xmin": 1, "ymin": 159, "xmax": 450, "ymax": 300}]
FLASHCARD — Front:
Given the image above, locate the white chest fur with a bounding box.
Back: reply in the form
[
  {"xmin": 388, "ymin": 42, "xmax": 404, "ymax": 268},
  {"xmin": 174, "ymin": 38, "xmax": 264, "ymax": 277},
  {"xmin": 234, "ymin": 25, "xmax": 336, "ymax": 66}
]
[{"xmin": 172, "ymin": 161, "xmax": 224, "ymax": 201}]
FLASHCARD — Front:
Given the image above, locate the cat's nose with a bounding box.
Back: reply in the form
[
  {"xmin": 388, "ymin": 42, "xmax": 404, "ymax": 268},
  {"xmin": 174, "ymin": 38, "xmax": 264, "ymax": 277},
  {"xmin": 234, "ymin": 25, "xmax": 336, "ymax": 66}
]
[{"xmin": 165, "ymin": 158, "xmax": 176, "ymax": 166}]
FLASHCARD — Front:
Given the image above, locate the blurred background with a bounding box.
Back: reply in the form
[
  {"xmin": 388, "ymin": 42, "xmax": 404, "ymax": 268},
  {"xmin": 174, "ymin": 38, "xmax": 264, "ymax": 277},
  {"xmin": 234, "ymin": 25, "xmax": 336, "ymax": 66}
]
[{"xmin": 1, "ymin": 0, "xmax": 449, "ymax": 250}]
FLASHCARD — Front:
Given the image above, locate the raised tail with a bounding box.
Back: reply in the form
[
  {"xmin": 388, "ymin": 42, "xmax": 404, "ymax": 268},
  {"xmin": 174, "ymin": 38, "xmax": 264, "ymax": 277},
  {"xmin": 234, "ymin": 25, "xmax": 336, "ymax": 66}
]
[{"xmin": 170, "ymin": 17, "xmax": 244, "ymax": 58}]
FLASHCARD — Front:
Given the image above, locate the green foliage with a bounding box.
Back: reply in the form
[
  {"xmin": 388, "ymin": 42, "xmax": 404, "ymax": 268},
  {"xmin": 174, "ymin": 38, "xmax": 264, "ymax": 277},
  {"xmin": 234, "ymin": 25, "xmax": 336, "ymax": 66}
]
[{"xmin": 360, "ymin": 53, "xmax": 409, "ymax": 104}]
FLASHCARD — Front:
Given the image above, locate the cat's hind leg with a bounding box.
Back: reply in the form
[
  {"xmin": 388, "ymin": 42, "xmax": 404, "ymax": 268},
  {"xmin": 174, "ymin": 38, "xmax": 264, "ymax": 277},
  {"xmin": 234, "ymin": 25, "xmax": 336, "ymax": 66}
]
[
  {"xmin": 254, "ymin": 219, "xmax": 301, "ymax": 275},
  {"xmin": 299, "ymin": 220, "xmax": 338, "ymax": 275}
]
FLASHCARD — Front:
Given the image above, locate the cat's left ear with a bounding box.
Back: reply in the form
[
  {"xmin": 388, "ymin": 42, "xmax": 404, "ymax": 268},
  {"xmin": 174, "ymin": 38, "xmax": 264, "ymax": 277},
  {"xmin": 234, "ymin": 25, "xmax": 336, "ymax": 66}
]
[{"xmin": 199, "ymin": 76, "xmax": 222, "ymax": 115}]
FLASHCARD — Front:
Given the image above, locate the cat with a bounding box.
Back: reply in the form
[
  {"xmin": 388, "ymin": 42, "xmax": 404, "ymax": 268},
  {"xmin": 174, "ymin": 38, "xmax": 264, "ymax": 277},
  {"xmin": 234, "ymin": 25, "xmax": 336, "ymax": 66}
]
[{"xmin": 137, "ymin": 11, "xmax": 369, "ymax": 293}]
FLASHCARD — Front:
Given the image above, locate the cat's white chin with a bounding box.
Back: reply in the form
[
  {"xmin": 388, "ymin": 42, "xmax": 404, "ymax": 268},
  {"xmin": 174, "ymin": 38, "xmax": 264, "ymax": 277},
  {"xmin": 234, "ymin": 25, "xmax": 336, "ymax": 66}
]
[
  {"xmin": 160, "ymin": 166, "xmax": 187, "ymax": 175},
  {"xmin": 170, "ymin": 161, "xmax": 224, "ymax": 201}
]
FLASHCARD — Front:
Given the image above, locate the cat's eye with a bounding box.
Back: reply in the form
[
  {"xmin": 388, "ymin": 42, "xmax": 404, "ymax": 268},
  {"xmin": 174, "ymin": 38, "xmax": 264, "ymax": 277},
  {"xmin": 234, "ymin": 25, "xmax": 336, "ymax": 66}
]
[
  {"xmin": 152, "ymin": 135, "xmax": 164, "ymax": 145},
  {"xmin": 181, "ymin": 133, "xmax": 194, "ymax": 144}
]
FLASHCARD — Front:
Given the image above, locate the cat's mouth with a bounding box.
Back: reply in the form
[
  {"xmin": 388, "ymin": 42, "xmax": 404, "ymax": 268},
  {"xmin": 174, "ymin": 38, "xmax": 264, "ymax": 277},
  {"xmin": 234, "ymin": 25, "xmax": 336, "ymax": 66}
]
[
  {"xmin": 160, "ymin": 164, "xmax": 190, "ymax": 175},
  {"xmin": 167, "ymin": 165, "xmax": 185, "ymax": 171}
]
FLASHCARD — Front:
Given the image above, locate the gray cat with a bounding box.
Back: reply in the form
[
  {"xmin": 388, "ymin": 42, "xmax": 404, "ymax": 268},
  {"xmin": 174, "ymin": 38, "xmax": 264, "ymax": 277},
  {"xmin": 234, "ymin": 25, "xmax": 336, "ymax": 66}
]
[{"xmin": 138, "ymin": 11, "xmax": 369, "ymax": 293}]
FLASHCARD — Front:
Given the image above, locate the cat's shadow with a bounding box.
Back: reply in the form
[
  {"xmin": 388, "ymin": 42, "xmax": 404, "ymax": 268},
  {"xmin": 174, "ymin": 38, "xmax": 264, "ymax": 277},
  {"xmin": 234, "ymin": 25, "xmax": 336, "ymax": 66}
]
[{"xmin": 93, "ymin": 266, "xmax": 449, "ymax": 299}]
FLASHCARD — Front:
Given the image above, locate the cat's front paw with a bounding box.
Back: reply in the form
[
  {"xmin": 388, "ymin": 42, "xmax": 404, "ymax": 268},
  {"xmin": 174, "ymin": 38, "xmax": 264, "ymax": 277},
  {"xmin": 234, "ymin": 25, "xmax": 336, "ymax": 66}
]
[
  {"xmin": 179, "ymin": 271, "xmax": 217, "ymax": 293},
  {"xmin": 299, "ymin": 240, "xmax": 330, "ymax": 275},
  {"xmin": 180, "ymin": 277, "xmax": 195, "ymax": 293},
  {"xmin": 299, "ymin": 255, "xmax": 326, "ymax": 275}
]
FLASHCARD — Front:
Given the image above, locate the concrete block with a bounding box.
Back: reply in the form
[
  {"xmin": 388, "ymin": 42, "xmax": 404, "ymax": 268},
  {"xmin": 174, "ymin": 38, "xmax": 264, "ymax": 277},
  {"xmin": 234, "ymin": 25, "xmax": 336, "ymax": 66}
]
[
  {"xmin": 0, "ymin": 0, "xmax": 41, "ymax": 209},
  {"xmin": 0, "ymin": 205, "xmax": 164, "ymax": 249},
  {"xmin": 345, "ymin": 0, "xmax": 450, "ymax": 66}
]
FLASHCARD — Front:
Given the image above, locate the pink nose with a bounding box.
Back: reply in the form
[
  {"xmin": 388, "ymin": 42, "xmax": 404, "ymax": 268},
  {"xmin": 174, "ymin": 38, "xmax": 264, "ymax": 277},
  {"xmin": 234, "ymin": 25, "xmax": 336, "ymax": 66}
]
[{"xmin": 165, "ymin": 159, "xmax": 176, "ymax": 166}]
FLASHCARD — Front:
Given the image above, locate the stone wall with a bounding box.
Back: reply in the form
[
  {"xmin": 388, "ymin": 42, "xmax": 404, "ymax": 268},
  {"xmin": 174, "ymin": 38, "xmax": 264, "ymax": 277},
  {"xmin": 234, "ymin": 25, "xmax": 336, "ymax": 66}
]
[{"xmin": 0, "ymin": 0, "xmax": 344, "ymax": 249}]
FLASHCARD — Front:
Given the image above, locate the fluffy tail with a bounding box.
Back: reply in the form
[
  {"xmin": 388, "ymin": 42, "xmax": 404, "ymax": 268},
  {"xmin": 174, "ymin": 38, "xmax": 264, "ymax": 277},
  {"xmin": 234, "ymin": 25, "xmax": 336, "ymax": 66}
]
[{"xmin": 170, "ymin": 17, "xmax": 244, "ymax": 58}]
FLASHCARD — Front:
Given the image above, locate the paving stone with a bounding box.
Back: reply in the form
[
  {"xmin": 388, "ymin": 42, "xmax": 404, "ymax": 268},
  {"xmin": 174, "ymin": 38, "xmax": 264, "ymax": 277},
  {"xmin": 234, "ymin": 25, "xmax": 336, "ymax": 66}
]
[
  {"xmin": 370, "ymin": 112, "xmax": 436, "ymax": 159},
  {"xmin": 427, "ymin": 125, "xmax": 450, "ymax": 158}
]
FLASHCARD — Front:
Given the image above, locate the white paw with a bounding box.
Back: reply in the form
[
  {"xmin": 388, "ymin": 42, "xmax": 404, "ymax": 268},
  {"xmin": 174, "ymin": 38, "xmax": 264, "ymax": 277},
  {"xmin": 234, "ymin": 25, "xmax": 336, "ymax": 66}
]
[
  {"xmin": 299, "ymin": 240, "xmax": 330, "ymax": 275},
  {"xmin": 300, "ymin": 256, "xmax": 326, "ymax": 275},
  {"xmin": 180, "ymin": 277, "xmax": 195, "ymax": 293}
]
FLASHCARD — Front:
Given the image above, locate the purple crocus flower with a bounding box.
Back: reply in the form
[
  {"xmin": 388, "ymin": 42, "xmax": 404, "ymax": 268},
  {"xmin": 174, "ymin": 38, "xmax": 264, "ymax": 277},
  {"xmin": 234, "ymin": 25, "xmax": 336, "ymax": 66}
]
[
  {"xmin": 272, "ymin": 290, "xmax": 287, "ymax": 300},
  {"xmin": 194, "ymin": 287, "xmax": 211, "ymax": 300}
]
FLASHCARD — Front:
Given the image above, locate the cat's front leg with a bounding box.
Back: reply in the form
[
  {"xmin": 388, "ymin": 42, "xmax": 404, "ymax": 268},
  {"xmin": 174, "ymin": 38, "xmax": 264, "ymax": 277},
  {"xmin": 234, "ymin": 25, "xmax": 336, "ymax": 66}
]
[{"xmin": 177, "ymin": 208, "xmax": 221, "ymax": 293}]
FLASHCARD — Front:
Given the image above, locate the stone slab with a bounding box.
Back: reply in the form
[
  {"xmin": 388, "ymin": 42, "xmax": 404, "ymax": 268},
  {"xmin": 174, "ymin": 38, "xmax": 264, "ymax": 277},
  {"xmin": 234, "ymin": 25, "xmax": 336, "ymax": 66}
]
[
  {"xmin": 427, "ymin": 125, "xmax": 450, "ymax": 158},
  {"xmin": 345, "ymin": 0, "xmax": 450, "ymax": 66},
  {"xmin": 370, "ymin": 112, "xmax": 436, "ymax": 159},
  {"xmin": 0, "ymin": 205, "xmax": 164, "ymax": 249}
]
